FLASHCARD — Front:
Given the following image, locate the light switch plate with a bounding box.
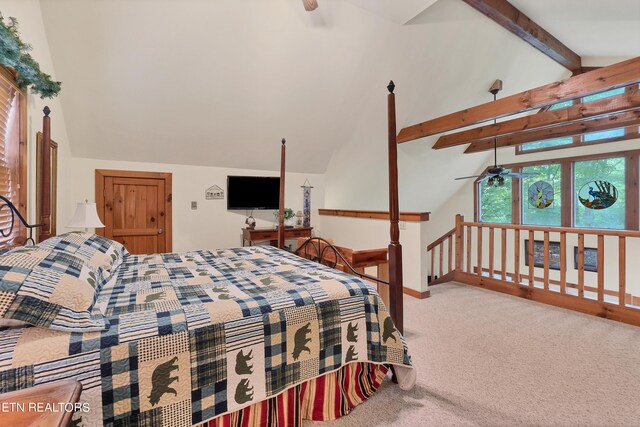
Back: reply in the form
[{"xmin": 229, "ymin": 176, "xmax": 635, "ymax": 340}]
[
  {"xmin": 399, "ymin": 221, "xmax": 406, "ymax": 230},
  {"xmin": 191, "ymin": 201, "xmax": 198, "ymax": 210}
]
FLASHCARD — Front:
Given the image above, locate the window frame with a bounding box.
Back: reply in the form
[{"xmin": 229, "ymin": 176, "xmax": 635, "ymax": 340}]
[
  {"xmin": 0, "ymin": 66, "xmax": 28, "ymax": 246},
  {"xmin": 515, "ymin": 86, "xmax": 639, "ymax": 155},
  {"xmin": 474, "ymin": 149, "xmax": 640, "ymax": 231}
]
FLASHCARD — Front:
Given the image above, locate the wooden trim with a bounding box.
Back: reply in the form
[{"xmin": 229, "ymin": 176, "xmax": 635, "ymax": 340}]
[
  {"xmin": 38, "ymin": 108, "xmax": 51, "ymax": 242},
  {"xmin": 319, "ymin": 209, "xmax": 430, "ymax": 222},
  {"xmin": 463, "ymin": 220, "xmax": 640, "ymax": 238},
  {"xmin": 514, "ymin": 126, "xmax": 640, "ymax": 156},
  {"xmin": 436, "ymin": 87, "xmax": 640, "ymax": 149},
  {"xmin": 16, "ymin": 83, "xmax": 27, "ymax": 242},
  {"xmin": 473, "ymin": 268, "xmax": 626, "ymax": 298},
  {"xmin": 454, "ymin": 271, "xmax": 640, "ymax": 327},
  {"xmin": 462, "ymin": 0, "xmax": 581, "ymax": 73},
  {"xmin": 559, "ymin": 232, "xmax": 566, "ymax": 294},
  {"xmin": 397, "ymin": 57, "xmax": 640, "ymax": 142},
  {"xmin": 35, "ymin": 133, "xmax": 58, "ymax": 240},
  {"xmin": 626, "ymin": 153, "xmax": 639, "ymax": 230},
  {"xmin": 278, "ymin": 139, "xmax": 285, "ymax": 249},
  {"xmin": 403, "ymin": 286, "xmax": 431, "ymax": 299},
  {"xmin": 427, "ymin": 227, "xmax": 455, "ymax": 251},
  {"xmin": 466, "ymin": 225, "xmax": 472, "ymax": 273},
  {"xmin": 493, "ymin": 148, "xmax": 640, "ymax": 174},
  {"xmin": 619, "ymin": 236, "xmax": 626, "ymax": 307},
  {"xmin": 95, "ymin": 169, "xmax": 173, "ymax": 252},
  {"xmin": 464, "ymin": 111, "xmax": 640, "ymax": 153}
]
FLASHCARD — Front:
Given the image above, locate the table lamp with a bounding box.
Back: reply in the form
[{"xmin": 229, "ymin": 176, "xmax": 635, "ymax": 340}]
[{"xmin": 67, "ymin": 200, "xmax": 105, "ymax": 232}]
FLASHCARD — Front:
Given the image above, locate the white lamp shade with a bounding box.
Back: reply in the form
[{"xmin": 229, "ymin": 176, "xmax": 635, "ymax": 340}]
[{"xmin": 67, "ymin": 202, "xmax": 105, "ymax": 229}]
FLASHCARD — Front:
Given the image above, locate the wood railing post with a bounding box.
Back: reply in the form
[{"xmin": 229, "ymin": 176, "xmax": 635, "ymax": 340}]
[
  {"xmin": 619, "ymin": 236, "xmax": 626, "ymax": 306},
  {"xmin": 38, "ymin": 107, "xmax": 51, "ymax": 243},
  {"xmin": 455, "ymin": 214, "xmax": 464, "ymax": 272},
  {"xmin": 387, "ymin": 81, "xmax": 404, "ymax": 334}
]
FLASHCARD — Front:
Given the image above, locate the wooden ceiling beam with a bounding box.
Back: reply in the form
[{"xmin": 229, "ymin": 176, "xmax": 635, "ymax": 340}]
[
  {"xmin": 433, "ymin": 86, "xmax": 640, "ymax": 149},
  {"xmin": 464, "ymin": 109, "xmax": 640, "ymax": 153},
  {"xmin": 463, "ymin": 0, "xmax": 582, "ymax": 73},
  {"xmin": 397, "ymin": 56, "xmax": 640, "ymax": 144}
]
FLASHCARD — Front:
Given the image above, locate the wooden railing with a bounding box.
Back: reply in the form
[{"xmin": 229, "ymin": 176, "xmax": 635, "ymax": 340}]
[
  {"xmin": 427, "ymin": 214, "xmax": 640, "ymax": 327},
  {"xmin": 426, "ymin": 224, "xmax": 457, "ymax": 285}
]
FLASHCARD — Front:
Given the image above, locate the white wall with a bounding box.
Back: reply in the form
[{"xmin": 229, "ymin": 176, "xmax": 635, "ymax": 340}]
[
  {"xmin": 316, "ymin": 216, "xmax": 428, "ymax": 292},
  {"xmin": 0, "ymin": 0, "xmax": 74, "ymax": 229},
  {"xmin": 68, "ymin": 157, "xmax": 324, "ymax": 252},
  {"xmin": 320, "ymin": 0, "xmax": 569, "ymax": 293}
]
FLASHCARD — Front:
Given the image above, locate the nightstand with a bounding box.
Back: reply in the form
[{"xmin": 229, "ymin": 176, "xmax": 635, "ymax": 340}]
[{"xmin": 0, "ymin": 380, "xmax": 82, "ymax": 427}]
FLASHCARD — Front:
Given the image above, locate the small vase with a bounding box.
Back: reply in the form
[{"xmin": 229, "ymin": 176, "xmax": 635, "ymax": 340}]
[{"xmin": 284, "ymin": 217, "xmax": 296, "ymax": 227}]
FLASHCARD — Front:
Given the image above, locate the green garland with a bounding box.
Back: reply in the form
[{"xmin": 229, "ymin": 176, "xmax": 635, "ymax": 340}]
[{"xmin": 0, "ymin": 14, "xmax": 61, "ymax": 98}]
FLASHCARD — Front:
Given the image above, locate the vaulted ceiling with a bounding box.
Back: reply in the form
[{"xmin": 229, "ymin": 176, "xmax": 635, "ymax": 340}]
[{"xmin": 38, "ymin": 0, "xmax": 639, "ymax": 181}]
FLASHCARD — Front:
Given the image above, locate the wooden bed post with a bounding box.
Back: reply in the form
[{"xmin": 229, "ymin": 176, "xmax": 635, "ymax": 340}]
[
  {"xmin": 387, "ymin": 81, "xmax": 404, "ymax": 334},
  {"xmin": 39, "ymin": 106, "xmax": 52, "ymax": 243},
  {"xmin": 278, "ymin": 138, "xmax": 286, "ymax": 249}
]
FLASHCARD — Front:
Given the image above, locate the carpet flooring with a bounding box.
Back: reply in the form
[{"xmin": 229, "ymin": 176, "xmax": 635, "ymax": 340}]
[{"xmin": 307, "ymin": 282, "xmax": 640, "ymax": 426}]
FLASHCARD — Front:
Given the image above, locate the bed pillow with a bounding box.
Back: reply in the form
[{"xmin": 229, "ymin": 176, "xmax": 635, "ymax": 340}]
[
  {"xmin": 40, "ymin": 231, "xmax": 128, "ymax": 280},
  {"xmin": 0, "ymin": 246, "xmax": 108, "ymax": 332}
]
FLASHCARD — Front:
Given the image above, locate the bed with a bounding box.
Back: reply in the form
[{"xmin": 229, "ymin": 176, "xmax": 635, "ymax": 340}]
[{"xmin": 0, "ymin": 86, "xmax": 412, "ymax": 426}]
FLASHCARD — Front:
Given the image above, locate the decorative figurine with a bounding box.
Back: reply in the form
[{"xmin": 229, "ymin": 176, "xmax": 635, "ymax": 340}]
[{"xmin": 301, "ymin": 179, "xmax": 313, "ymax": 228}]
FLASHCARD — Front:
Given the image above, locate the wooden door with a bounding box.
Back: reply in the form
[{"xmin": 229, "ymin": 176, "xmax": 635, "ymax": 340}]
[{"xmin": 96, "ymin": 170, "xmax": 172, "ymax": 254}]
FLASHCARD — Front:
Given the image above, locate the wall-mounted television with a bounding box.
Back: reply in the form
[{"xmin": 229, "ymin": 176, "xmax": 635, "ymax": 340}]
[{"xmin": 227, "ymin": 176, "xmax": 280, "ymax": 210}]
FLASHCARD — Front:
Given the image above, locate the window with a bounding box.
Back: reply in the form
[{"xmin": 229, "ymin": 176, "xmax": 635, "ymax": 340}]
[
  {"xmin": 0, "ymin": 68, "xmax": 27, "ymax": 247},
  {"xmin": 519, "ymin": 137, "xmax": 573, "ymax": 152},
  {"xmin": 583, "ymin": 128, "xmax": 625, "ymax": 142},
  {"xmin": 518, "ymin": 86, "xmax": 636, "ymax": 154},
  {"xmin": 574, "ymin": 157, "xmax": 625, "ymax": 229},
  {"xmin": 479, "ymin": 172, "xmax": 512, "ymax": 223},
  {"xmin": 522, "ymin": 164, "xmax": 561, "ymax": 226},
  {"xmin": 476, "ymin": 152, "xmax": 637, "ymax": 230}
]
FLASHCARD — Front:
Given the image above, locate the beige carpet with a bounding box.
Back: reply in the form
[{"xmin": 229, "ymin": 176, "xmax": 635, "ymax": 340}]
[{"xmin": 306, "ymin": 282, "xmax": 640, "ymax": 426}]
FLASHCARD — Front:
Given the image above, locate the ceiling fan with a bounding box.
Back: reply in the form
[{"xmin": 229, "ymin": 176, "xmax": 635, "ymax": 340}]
[
  {"xmin": 302, "ymin": 0, "xmax": 318, "ymax": 11},
  {"xmin": 455, "ymin": 80, "xmax": 535, "ymax": 187}
]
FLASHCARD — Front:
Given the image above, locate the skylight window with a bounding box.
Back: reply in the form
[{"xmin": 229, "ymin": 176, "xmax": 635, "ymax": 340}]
[{"xmin": 519, "ymin": 86, "xmax": 633, "ymax": 153}]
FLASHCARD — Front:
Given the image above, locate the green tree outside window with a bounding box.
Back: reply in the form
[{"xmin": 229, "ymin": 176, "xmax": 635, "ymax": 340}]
[{"xmin": 574, "ymin": 157, "xmax": 625, "ymax": 229}]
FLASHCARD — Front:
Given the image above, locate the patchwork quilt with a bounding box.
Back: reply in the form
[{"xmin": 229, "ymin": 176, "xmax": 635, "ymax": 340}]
[{"xmin": 0, "ymin": 245, "xmax": 413, "ymax": 426}]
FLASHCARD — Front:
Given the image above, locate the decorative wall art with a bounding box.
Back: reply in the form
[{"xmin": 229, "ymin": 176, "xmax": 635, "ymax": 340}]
[
  {"xmin": 578, "ymin": 180, "xmax": 617, "ymax": 210},
  {"xmin": 574, "ymin": 246, "xmax": 598, "ymax": 272},
  {"xmin": 527, "ymin": 181, "xmax": 554, "ymax": 209},
  {"xmin": 524, "ymin": 239, "xmax": 561, "ymax": 270},
  {"xmin": 301, "ymin": 179, "xmax": 313, "ymax": 228},
  {"xmin": 205, "ymin": 185, "xmax": 224, "ymax": 200}
]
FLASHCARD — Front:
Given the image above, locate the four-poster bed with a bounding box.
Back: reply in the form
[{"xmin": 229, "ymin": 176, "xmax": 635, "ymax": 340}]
[{"xmin": 0, "ymin": 84, "xmax": 414, "ymax": 426}]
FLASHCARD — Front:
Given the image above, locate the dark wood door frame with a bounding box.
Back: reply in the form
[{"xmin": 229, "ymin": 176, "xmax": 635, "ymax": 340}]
[{"xmin": 95, "ymin": 169, "xmax": 173, "ymax": 252}]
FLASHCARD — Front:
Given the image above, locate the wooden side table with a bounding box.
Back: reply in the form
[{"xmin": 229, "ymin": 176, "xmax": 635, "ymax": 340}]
[
  {"xmin": 242, "ymin": 227, "xmax": 313, "ymax": 247},
  {"xmin": 0, "ymin": 380, "xmax": 82, "ymax": 427}
]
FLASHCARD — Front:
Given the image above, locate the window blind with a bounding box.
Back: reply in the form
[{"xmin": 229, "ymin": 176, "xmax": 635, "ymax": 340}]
[{"xmin": 0, "ymin": 73, "xmax": 24, "ymax": 247}]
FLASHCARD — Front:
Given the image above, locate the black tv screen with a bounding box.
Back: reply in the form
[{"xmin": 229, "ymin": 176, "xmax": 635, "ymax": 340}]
[{"xmin": 227, "ymin": 176, "xmax": 280, "ymax": 210}]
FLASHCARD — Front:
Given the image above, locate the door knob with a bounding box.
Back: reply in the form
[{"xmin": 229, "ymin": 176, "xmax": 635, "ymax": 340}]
[{"xmin": 158, "ymin": 229, "xmax": 163, "ymax": 235}]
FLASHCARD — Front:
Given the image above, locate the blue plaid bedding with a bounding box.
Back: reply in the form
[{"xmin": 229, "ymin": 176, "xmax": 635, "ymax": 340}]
[{"xmin": 0, "ymin": 245, "xmax": 413, "ymax": 426}]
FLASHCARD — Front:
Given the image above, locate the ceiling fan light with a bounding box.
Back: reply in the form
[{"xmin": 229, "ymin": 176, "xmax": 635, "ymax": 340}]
[
  {"xmin": 302, "ymin": 0, "xmax": 318, "ymax": 11},
  {"xmin": 487, "ymin": 177, "xmax": 494, "ymax": 186},
  {"xmin": 498, "ymin": 176, "xmax": 505, "ymax": 186}
]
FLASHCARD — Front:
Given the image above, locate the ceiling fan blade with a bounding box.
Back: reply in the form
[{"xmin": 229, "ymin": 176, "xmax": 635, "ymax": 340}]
[
  {"xmin": 503, "ymin": 172, "xmax": 537, "ymax": 179},
  {"xmin": 455, "ymin": 174, "xmax": 486, "ymax": 180},
  {"xmin": 302, "ymin": 0, "xmax": 318, "ymax": 11}
]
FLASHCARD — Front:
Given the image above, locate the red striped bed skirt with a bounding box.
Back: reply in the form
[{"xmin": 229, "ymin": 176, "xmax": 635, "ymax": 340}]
[{"xmin": 202, "ymin": 363, "xmax": 389, "ymax": 427}]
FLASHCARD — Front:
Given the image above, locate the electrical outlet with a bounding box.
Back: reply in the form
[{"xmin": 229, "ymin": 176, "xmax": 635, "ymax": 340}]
[
  {"xmin": 191, "ymin": 201, "xmax": 198, "ymax": 210},
  {"xmin": 399, "ymin": 221, "xmax": 406, "ymax": 230}
]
